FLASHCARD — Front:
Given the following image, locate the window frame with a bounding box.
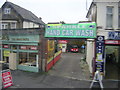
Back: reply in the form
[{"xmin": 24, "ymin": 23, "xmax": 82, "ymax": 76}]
[
  {"xmin": 1, "ymin": 23, "xmax": 8, "ymax": 29},
  {"xmin": 106, "ymin": 6, "xmax": 114, "ymax": 29},
  {"xmin": 118, "ymin": 7, "xmax": 120, "ymax": 28},
  {"xmin": 4, "ymin": 8, "xmax": 11, "ymax": 14},
  {"xmin": 10, "ymin": 22, "xmax": 16, "ymax": 29}
]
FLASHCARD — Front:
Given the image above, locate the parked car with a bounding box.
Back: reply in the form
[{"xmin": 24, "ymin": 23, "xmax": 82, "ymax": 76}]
[{"xmin": 70, "ymin": 45, "xmax": 79, "ymax": 53}]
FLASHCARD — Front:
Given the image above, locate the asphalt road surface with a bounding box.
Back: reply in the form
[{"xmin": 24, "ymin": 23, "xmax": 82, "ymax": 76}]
[
  {"xmin": 49, "ymin": 53, "xmax": 90, "ymax": 80},
  {"xmin": 2, "ymin": 53, "xmax": 119, "ymax": 89}
]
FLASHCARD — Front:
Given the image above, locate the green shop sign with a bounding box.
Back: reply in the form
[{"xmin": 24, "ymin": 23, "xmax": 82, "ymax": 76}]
[{"xmin": 45, "ymin": 22, "xmax": 96, "ymax": 38}]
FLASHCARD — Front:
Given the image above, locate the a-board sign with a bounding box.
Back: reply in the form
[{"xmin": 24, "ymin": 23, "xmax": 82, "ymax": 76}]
[
  {"xmin": 45, "ymin": 22, "xmax": 96, "ymax": 38},
  {"xmin": 1, "ymin": 69, "xmax": 13, "ymax": 88}
]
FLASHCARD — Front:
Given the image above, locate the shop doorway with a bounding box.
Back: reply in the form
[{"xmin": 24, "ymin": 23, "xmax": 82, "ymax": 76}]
[{"xmin": 105, "ymin": 45, "xmax": 120, "ymax": 80}]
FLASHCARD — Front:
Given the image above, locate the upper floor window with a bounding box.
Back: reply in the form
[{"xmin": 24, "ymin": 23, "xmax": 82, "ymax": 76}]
[
  {"xmin": 118, "ymin": 7, "xmax": 120, "ymax": 28},
  {"xmin": 106, "ymin": 6, "xmax": 113, "ymax": 29},
  {"xmin": 4, "ymin": 8, "xmax": 11, "ymax": 14},
  {"xmin": 11, "ymin": 22, "xmax": 16, "ymax": 29},
  {"xmin": 1, "ymin": 23, "xmax": 8, "ymax": 29}
]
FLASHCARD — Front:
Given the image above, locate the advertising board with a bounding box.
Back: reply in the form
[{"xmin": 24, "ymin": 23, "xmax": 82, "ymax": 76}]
[
  {"xmin": 2, "ymin": 69, "xmax": 13, "ymax": 88},
  {"xmin": 45, "ymin": 23, "xmax": 96, "ymax": 38}
]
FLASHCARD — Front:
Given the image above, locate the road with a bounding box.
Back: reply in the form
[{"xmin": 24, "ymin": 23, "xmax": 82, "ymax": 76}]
[
  {"xmin": 49, "ymin": 53, "xmax": 90, "ymax": 80},
  {"xmin": 1, "ymin": 53, "xmax": 119, "ymax": 89}
]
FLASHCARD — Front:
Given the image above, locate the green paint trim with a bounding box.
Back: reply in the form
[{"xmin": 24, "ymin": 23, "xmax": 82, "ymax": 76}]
[
  {"xmin": 2, "ymin": 48, "xmax": 38, "ymax": 53},
  {"xmin": 18, "ymin": 50, "xmax": 38, "ymax": 53},
  {"xmin": 18, "ymin": 65, "xmax": 39, "ymax": 72},
  {"xmin": 2, "ymin": 42, "xmax": 38, "ymax": 45}
]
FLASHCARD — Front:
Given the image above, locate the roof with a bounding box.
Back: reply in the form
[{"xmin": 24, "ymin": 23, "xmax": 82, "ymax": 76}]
[{"xmin": 1, "ymin": 1, "xmax": 45, "ymax": 25}]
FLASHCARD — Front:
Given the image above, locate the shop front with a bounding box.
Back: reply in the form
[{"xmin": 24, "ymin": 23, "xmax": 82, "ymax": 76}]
[
  {"xmin": 2, "ymin": 31, "xmax": 40, "ymax": 72},
  {"xmin": 104, "ymin": 31, "xmax": 120, "ymax": 79}
]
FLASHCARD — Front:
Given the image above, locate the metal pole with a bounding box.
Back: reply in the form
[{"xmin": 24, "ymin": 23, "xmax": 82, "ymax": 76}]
[
  {"xmin": 0, "ymin": 11, "xmax": 2, "ymax": 62},
  {"xmin": 0, "ymin": 9, "xmax": 3, "ymax": 90}
]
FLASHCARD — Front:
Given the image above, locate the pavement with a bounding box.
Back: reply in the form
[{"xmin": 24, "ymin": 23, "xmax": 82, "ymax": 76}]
[{"xmin": 1, "ymin": 53, "xmax": 120, "ymax": 89}]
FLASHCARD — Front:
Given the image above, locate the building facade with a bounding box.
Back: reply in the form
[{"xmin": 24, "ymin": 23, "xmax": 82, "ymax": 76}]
[
  {"xmin": 0, "ymin": 1, "xmax": 44, "ymax": 29},
  {"xmin": 0, "ymin": 1, "xmax": 62, "ymax": 72},
  {"xmin": 86, "ymin": 0, "xmax": 120, "ymax": 79},
  {"xmin": 0, "ymin": 1, "xmax": 46, "ymax": 72}
]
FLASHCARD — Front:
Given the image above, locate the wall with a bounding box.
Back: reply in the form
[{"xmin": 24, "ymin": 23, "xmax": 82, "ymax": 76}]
[
  {"xmin": 46, "ymin": 50, "xmax": 62, "ymax": 72},
  {"xmin": 97, "ymin": 2, "xmax": 118, "ymax": 29},
  {"xmin": 86, "ymin": 40, "xmax": 95, "ymax": 73},
  {"xmin": 1, "ymin": 5, "xmax": 23, "ymax": 28}
]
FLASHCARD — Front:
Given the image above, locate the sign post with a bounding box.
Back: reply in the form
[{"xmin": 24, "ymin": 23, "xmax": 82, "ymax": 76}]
[{"xmin": 1, "ymin": 69, "xmax": 13, "ymax": 88}]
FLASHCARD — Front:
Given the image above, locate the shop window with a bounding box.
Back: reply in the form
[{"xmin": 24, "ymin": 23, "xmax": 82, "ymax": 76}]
[
  {"xmin": 12, "ymin": 45, "xmax": 17, "ymax": 49},
  {"xmin": 19, "ymin": 52, "xmax": 37, "ymax": 67}
]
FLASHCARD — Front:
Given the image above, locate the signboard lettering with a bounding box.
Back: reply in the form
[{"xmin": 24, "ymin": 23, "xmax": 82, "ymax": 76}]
[
  {"xmin": 108, "ymin": 31, "xmax": 120, "ymax": 40},
  {"xmin": 20, "ymin": 46, "xmax": 27, "ymax": 50},
  {"xmin": 45, "ymin": 23, "xmax": 96, "ymax": 38},
  {"xmin": 3, "ymin": 45, "xmax": 9, "ymax": 48},
  {"xmin": 30, "ymin": 46, "xmax": 37, "ymax": 50},
  {"xmin": 105, "ymin": 40, "xmax": 120, "ymax": 45},
  {"xmin": 58, "ymin": 40, "xmax": 68, "ymax": 44}
]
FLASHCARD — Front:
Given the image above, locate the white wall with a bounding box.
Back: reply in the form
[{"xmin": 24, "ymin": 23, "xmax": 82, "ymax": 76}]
[
  {"xmin": 23, "ymin": 21, "xmax": 39, "ymax": 28},
  {"xmin": 86, "ymin": 0, "xmax": 120, "ymax": 75},
  {"xmin": 96, "ymin": 2, "xmax": 119, "ymax": 30},
  {"xmin": 86, "ymin": 40, "xmax": 95, "ymax": 73}
]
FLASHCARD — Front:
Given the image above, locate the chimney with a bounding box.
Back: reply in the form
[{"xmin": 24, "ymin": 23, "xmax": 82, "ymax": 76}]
[{"xmin": 39, "ymin": 17, "xmax": 42, "ymax": 20}]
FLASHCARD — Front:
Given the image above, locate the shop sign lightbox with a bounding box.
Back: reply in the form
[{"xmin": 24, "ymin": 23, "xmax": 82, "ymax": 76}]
[
  {"xmin": 45, "ymin": 22, "xmax": 96, "ymax": 38},
  {"xmin": 108, "ymin": 31, "xmax": 120, "ymax": 40}
]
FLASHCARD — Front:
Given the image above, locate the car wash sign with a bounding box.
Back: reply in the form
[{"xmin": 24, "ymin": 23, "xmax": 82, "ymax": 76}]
[{"xmin": 45, "ymin": 22, "xmax": 96, "ymax": 38}]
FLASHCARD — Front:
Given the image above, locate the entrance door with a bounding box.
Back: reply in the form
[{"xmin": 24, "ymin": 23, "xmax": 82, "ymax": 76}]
[{"xmin": 105, "ymin": 46, "xmax": 119, "ymax": 80}]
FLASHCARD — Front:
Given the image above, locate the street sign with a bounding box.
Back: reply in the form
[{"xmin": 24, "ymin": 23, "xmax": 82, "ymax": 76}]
[
  {"xmin": 1, "ymin": 69, "xmax": 13, "ymax": 88},
  {"xmin": 45, "ymin": 22, "xmax": 96, "ymax": 38}
]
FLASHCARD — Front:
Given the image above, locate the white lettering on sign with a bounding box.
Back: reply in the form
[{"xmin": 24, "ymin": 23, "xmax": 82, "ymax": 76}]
[
  {"xmin": 76, "ymin": 30, "xmax": 93, "ymax": 36},
  {"xmin": 20, "ymin": 46, "xmax": 27, "ymax": 50},
  {"xmin": 62, "ymin": 30, "xmax": 74, "ymax": 36},
  {"xmin": 47, "ymin": 30, "xmax": 60, "ymax": 36},
  {"xmin": 4, "ymin": 45, "xmax": 9, "ymax": 48},
  {"xmin": 46, "ymin": 29, "xmax": 94, "ymax": 37},
  {"xmin": 31, "ymin": 46, "xmax": 37, "ymax": 50}
]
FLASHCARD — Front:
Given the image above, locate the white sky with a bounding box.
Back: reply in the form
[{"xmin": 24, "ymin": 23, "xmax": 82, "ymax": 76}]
[{"xmin": 0, "ymin": 0, "xmax": 93, "ymax": 23}]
